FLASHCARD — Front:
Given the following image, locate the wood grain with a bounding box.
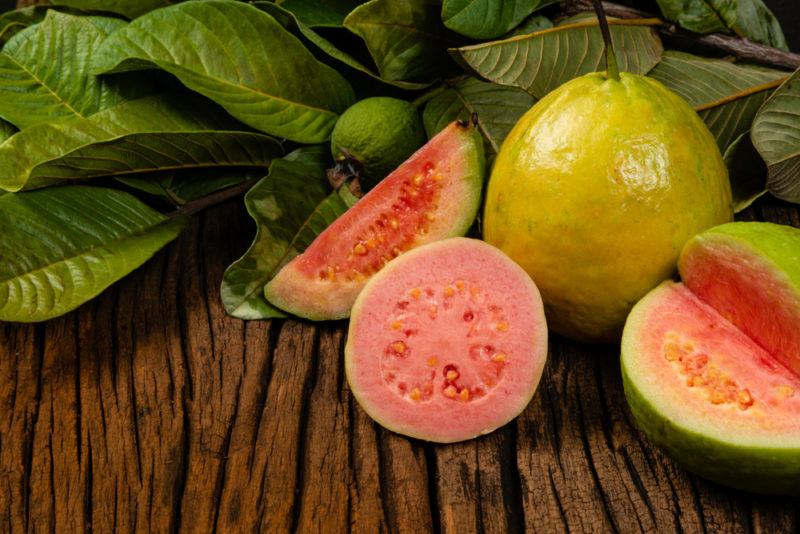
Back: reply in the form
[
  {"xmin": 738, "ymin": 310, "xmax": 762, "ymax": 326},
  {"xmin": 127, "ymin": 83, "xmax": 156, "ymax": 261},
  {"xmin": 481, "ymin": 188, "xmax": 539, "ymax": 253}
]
[{"xmin": 1, "ymin": 199, "xmax": 798, "ymax": 533}]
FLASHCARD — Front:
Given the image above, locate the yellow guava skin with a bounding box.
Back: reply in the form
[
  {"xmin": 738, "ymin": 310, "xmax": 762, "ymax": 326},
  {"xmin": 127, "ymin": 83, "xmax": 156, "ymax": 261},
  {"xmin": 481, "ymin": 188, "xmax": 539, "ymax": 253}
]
[{"xmin": 483, "ymin": 72, "xmax": 733, "ymax": 343}]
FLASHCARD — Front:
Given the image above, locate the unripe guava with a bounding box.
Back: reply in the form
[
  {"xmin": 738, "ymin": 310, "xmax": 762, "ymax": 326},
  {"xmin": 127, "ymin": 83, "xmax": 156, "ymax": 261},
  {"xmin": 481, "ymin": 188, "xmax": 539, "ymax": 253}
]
[{"xmin": 331, "ymin": 97, "xmax": 426, "ymax": 190}]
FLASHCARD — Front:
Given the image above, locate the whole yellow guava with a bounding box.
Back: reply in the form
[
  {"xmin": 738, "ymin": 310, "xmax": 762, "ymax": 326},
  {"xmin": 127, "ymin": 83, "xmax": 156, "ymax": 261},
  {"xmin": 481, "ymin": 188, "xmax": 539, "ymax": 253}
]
[{"xmin": 483, "ymin": 72, "xmax": 733, "ymax": 342}]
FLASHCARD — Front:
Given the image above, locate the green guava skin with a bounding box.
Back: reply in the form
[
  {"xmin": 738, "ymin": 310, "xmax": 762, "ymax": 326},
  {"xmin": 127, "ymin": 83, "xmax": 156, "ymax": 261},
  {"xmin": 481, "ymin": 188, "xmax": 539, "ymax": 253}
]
[
  {"xmin": 622, "ymin": 221, "xmax": 800, "ymax": 496},
  {"xmin": 621, "ymin": 347, "xmax": 800, "ymax": 496},
  {"xmin": 680, "ymin": 221, "xmax": 800, "ymax": 295},
  {"xmin": 331, "ymin": 97, "xmax": 427, "ymax": 190}
]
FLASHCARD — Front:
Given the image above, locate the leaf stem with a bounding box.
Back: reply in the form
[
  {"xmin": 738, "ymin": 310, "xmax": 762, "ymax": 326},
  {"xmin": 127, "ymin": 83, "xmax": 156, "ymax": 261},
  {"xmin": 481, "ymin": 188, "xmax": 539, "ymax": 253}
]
[
  {"xmin": 167, "ymin": 178, "xmax": 261, "ymax": 218},
  {"xmin": 563, "ymin": 0, "xmax": 800, "ymax": 70}
]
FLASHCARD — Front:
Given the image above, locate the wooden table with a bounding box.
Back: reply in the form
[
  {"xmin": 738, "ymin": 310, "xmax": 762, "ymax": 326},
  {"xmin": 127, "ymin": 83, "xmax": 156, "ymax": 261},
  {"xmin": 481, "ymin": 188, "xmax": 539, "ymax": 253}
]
[{"xmin": 1, "ymin": 199, "xmax": 798, "ymax": 533}]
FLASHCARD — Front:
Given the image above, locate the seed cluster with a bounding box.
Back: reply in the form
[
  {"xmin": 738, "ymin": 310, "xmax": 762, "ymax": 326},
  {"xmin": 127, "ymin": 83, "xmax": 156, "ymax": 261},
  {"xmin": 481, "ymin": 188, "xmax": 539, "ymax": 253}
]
[
  {"xmin": 379, "ymin": 280, "xmax": 511, "ymax": 403},
  {"xmin": 317, "ymin": 162, "xmax": 443, "ymax": 283},
  {"xmin": 663, "ymin": 331, "xmax": 754, "ymax": 410}
]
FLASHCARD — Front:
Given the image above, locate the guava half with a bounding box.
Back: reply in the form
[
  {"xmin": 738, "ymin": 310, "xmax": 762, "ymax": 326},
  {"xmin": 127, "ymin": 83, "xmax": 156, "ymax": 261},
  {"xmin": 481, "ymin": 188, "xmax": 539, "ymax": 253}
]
[
  {"xmin": 346, "ymin": 238, "xmax": 548, "ymax": 443},
  {"xmin": 622, "ymin": 222, "xmax": 800, "ymax": 495},
  {"xmin": 264, "ymin": 120, "xmax": 484, "ymax": 321}
]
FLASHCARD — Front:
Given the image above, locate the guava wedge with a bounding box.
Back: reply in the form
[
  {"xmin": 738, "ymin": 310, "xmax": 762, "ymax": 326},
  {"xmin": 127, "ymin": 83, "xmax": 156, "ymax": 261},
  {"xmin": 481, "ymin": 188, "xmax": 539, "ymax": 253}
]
[
  {"xmin": 264, "ymin": 120, "xmax": 484, "ymax": 321},
  {"xmin": 346, "ymin": 238, "xmax": 548, "ymax": 443},
  {"xmin": 622, "ymin": 222, "xmax": 800, "ymax": 495}
]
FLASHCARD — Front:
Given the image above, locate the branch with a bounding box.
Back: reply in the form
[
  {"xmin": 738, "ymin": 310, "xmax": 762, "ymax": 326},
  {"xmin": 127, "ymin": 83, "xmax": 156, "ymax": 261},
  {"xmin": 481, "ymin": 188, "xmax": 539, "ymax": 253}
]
[
  {"xmin": 168, "ymin": 178, "xmax": 260, "ymax": 218},
  {"xmin": 562, "ymin": 0, "xmax": 800, "ymax": 70}
]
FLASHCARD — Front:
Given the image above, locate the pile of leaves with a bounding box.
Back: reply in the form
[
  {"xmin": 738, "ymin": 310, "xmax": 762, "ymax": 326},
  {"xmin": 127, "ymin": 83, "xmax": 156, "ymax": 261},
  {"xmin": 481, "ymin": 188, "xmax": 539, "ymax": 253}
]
[{"xmin": 0, "ymin": 0, "xmax": 798, "ymax": 323}]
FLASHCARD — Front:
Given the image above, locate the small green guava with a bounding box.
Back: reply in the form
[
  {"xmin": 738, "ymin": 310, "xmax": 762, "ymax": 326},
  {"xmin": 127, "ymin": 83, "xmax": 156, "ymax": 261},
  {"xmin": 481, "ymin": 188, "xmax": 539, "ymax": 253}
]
[{"xmin": 330, "ymin": 97, "xmax": 426, "ymax": 190}]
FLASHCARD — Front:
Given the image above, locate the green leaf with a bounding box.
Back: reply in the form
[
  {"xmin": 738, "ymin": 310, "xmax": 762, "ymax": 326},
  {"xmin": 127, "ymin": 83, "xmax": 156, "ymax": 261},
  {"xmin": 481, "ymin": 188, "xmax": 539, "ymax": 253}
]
[
  {"xmin": 654, "ymin": 0, "xmax": 787, "ymax": 50},
  {"xmin": 118, "ymin": 169, "xmax": 261, "ymax": 205},
  {"xmin": 453, "ymin": 16, "xmax": 663, "ymax": 99},
  {"xmin": 93, "ymin": 1, "xmax": 355, "ymax": 144},
  {"xmin": 506, "ymin": 14, "xmax": 552, "ymax": 37},
  {"xmin": 0, "ymin": 6, "xmax": 49, "ymax": 47},
  {"xmin": 442, "ymin": 0, "xmax": 544, "ymax": 40},
  {"xmin": 0, "ymin": 118, "xmax": 15, "ymax": 142},
  {"xmin": 0, "ymin": 185, "xmax": 186, "ymax": 322},
  {"xmin": 278, "ymin": 0, "xmax": 363, "ymax": 27},
  {"xmin": 344, "ymin": 0, "xmax": 457, "ymax": 82},
  {"xmin": 723, "ymin": 131, "xmax": 767, "ymax": 212},
  {"xmin": 49, "ymin": 0, "xmax": 179, "ymax": 19},
  {"xmin": 221, "ymin": 146, "xmax": 359, "ymax": 320},
  {"xmin": 255, "ymin": 2, "xmax": 429, "ymax": 91},
  {"xmin": 648, "ymin": 51, "xmax": 789, "ymax": 151},
  {"xmin": 0, "ymin": 94, "xmax": 282, "ymax": 192},
  {"xmin": 422, "ymin": 77, "xmax": 534, "ymax": 154},
  {"xmin": 0, "ymin": 11, "xmax": 150, "ymax": 129},
  {"xmin": 751, "ymin": 69, "xmax": 800, "ymax": 203}
]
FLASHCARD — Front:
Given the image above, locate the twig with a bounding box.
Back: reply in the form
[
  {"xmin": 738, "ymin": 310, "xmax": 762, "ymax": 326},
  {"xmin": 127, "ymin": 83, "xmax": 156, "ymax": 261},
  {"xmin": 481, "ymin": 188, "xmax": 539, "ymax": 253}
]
[
  {"xmin": 168, "ymin": 178, "xmax": 260, "ymax": 218},
  {"xmin": 562, "ymin": 0, "xmax": 800, "ymax": 70}
]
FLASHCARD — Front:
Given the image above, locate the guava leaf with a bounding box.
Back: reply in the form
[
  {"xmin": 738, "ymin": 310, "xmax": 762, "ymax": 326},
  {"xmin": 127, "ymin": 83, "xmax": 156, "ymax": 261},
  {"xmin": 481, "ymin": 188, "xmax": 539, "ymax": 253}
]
[
  {"xmin": 506, "ymin": 14, "xmax": 553, "ymax": 37},
  {"xmin": 278, "ymin": 0, "xmax": 363, "ymax": 27},
  {"xmin": 255, "ymin": 2, "xmax": 429, "ymax": 91},
  {"xmin": 723, "ymin": 131, "xmax": 767, "ymax": 212},
  {"xmin": 648, "ymin": 51, "xmax": 789, "ymax": 151},
  {"xmin": 0, "ymin": 185, "xmax": 186, "ymax": 322},
  {"xmin": 0, "ymin": 6, "xmax": 51, "ymax": 47},
  {"xmin": 452, "ymin": 16, "xmax": 663, "ymax": 99},
  {"xmin": 344, "ymin": 0, "xmax": 458, "ymax": 83},
  {"xmin": 654, "ymin": 0, "xmax": 787, "ymax": 50},
  {"xmin": 751, "ymin": 69, "xmax": 800, "ymax": 203},
  {"xmin": 0, "ymin": 94, "xmax": 282, "ymax": 192},
  {"xmin": 92, "ymin": 1, "xmax": 355, "ymax": 144},
  {"xmin": 0, "ymin": 118, "xmax": 15, "ymax": 142},
  {"xmin": 49, "ymin": 0, "xmax": 178, "ymax": 18},
  {"xmin": 442, "ymin": 0, "xmax": 548, "ymax": 40},
  {"xmin": 221, "ymin": 147, "xmax": 359, "ymax": 320},
  {"xmin": 422, "ymin": 77, "xmax": 535, "ymax": 155},
  {"xmin": 117, "ymin": 169, "xmax": 261, "ymax": 205},
  {"xmin": 0, "ymin": 11, "xmax": 151, "ymax": 129}
]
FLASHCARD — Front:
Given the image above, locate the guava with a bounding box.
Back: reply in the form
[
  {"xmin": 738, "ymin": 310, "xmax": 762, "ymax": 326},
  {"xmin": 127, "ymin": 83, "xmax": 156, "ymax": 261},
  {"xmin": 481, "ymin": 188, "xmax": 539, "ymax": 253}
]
[
  {"xmin": 483, "ymin": 72, "xmax": 733, "ymax": 342},
  {"xmin": 264, "ymin": 120, "xmax": 484, "ymax": 321},
  {"xmin": 330, "ymin": 96, "xmax": 427, "ymax": 190},
  {"xmin": 622, "ymin": 222, "xmax": 800, "ymax": 495},
  {"xmin": 346, "ymin": 237, "xmax": 548, "ymax": 443}
]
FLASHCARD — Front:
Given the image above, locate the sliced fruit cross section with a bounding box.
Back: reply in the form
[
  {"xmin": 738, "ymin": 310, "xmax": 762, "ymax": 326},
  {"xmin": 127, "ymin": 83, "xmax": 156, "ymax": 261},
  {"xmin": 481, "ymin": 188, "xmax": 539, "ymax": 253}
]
[
  {"xmin": 346, "ymin": 238, "xmax": 548, "ymax": 443},
  {"xmin": 264, "ymin": 120, "xmax": 484, "ymax": 320},
  {"xmin": 622, "ymin": 222, "xmax": 800, "ymax": 496}
]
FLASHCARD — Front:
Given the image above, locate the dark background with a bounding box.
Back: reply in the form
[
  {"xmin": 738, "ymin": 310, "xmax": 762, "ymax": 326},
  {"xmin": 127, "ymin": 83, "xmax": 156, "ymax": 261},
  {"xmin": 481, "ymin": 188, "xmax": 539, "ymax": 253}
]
[{"xmin": 766, "ymin": 0, "xmax": 800, "ymax": 51}]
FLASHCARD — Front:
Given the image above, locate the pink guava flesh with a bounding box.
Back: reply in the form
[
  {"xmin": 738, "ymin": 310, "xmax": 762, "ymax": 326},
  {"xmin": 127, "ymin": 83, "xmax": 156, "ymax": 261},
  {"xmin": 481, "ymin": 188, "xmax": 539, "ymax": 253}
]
[
  {"xmin": 264, "ymin": 121, "xmax": 483, "ymax": 320},
  {"xmin": 346, "ymin": 238, "xmax": 548, "ymax": 443},
  {"xmin": 680, "ymin": 239, "xmax": 800, "ymax": 377},
  {"xmin": 625, "ymin": 282, "xmax": 800, "ymax": 442}
]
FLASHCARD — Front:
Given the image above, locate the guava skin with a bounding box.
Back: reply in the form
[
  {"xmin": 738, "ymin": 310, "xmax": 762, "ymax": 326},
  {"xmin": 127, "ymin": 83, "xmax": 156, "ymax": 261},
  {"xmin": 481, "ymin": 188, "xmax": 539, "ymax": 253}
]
[
  {"xmin": 331, "ymin": 96, "xmax": 427, "ymax": 190},
  {"xmin": 621, "ymin": 281, "xmax": 800, "ymax": 496},
  {"xmin": 264, "ymin": 121, "xmax": 485, "ymax": 321},
  {"xmin": 483, "ymin": 72, "xmax": 733, "ymax": 342},
  {"xmin": 621, "ymin": 352, "xmax": 800, "ymax": 496},
  {"xmin": 679, "ymin": 222, "xmax": 800, "ymax": 376}
]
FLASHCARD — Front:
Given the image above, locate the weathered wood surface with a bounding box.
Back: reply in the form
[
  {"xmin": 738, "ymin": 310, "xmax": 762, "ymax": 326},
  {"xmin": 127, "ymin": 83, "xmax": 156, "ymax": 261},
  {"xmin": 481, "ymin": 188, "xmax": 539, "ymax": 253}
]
[{"xmin": 1, "ymin": 199, "xmax": 798, "ymax": 534}]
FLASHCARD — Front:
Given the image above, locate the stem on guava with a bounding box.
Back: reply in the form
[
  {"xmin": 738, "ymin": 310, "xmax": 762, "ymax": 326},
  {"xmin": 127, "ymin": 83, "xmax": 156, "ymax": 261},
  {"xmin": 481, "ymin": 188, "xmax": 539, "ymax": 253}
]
[{"xmin": 591, "ymin": 0, "xmax": 620, "ymax": 81}]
